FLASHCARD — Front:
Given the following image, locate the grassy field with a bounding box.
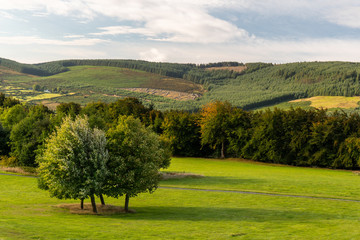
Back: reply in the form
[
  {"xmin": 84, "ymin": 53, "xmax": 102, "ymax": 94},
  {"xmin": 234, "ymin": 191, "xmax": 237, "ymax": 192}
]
[
  {"xmin": 290, "ymin": 96, "xmax": 360, "ymax": 109},
  {"xmin": 2, "ymin": 157, "xmax": 360, "ymax": 239},
  {"xmin": 258, "ymin": 96, "xmax": 360, "ymax": 112}
]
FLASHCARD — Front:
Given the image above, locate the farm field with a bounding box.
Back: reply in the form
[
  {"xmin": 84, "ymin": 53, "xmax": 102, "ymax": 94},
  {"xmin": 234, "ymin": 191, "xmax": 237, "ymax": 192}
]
[{"xmin": 2, "ymin": 158, "xmax": 360, "ymax": 239}]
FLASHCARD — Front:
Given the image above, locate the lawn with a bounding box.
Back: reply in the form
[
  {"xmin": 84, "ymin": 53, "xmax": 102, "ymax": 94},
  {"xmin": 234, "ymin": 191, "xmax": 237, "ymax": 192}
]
[{"xmin": 2, "ymin": 158, "xmax": 360, "ymax": 239}]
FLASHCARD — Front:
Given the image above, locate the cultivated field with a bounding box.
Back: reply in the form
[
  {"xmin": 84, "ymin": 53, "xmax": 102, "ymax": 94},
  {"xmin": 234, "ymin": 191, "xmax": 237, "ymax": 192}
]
[{"xmin": 2, "ymin": 157, "xmax": 360, "ymax": 239}]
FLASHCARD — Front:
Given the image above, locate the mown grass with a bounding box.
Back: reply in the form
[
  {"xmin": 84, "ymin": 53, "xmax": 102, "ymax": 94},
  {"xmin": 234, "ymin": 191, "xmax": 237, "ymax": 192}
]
[{"xmin": 2, "ymin": 158, "xmax": 360, "ymax": 239}]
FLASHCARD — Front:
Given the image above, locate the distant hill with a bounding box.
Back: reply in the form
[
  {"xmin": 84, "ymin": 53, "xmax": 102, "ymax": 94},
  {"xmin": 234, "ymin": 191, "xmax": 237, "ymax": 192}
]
[{"xmin": 1, "ymin": 58, "xmax": 360, "ymax": 111}]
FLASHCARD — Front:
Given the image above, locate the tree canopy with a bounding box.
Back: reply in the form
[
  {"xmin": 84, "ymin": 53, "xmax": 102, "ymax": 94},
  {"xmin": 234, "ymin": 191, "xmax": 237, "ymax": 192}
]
[
  {"xmin": 37, "ymin": 116, "xmax": 109, "ymax": 213},
  {"xmin": 105, "ymin": 116, "xmax": 171, "ymax": 212}
]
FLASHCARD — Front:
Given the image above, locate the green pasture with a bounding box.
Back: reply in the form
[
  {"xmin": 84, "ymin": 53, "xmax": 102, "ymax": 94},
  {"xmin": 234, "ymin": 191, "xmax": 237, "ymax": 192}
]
[
  {"xmin": 2, "ymin": 157, "xmax": 360, "ymax": 239},
  {"xmin": 7, "ymin": 66, "xmax": 201, "ymax": 93}
]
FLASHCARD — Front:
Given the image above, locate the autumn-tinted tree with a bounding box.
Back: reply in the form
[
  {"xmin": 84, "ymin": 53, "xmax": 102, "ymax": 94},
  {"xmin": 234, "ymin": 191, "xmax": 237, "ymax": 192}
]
[
  {"xmin": 198, "ymin": 101, "xmax": 234, "ymax": 158},
  {"xmin": 105, "ymin": 116, "xmax": 171, "ymax": 212},
  {"xmin": 37, "ymin": 116, "xmax": 109, "ymax": 213}
]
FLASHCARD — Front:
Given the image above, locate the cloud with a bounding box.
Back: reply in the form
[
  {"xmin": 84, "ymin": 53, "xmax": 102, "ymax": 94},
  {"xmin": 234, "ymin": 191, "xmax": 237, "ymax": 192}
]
[
  {"xmin": 92, "ymin": 26, "xmax": 156, "ymax": 37},
  {"xmin": 90, "ymin": 1, "xmax": 251, "ymax": 43},
  {"xmin": 139, "ymin": 48, "xmax": 167, "ymax": 62},
  {"xmin": 0, "ymin": 0, "xmax": 251, "ymax": 43},
  {"xmin": 0, "ymin": 35, "xmax": 108, "ymax": 46},
  {"xmin": 325, "ymin": 6, "xmax": 360, "ymax": 28}
]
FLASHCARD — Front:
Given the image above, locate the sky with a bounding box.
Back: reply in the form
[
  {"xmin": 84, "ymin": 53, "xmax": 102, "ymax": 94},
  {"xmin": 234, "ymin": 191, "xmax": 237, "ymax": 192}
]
[{"xmin": 1, "ymin": 0, "xmax": 360, "ymax": 64}]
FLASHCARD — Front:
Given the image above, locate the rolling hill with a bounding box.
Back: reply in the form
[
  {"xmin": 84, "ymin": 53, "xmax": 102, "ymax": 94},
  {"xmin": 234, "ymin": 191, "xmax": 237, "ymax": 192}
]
[{"xmin": 1, "ymin": 58, "xmax": 360, "ymax": 111}]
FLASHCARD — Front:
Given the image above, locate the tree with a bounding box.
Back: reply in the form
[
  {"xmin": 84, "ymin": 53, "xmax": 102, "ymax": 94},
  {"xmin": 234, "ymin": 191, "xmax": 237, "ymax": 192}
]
[
  {"xmin": 198, "ymin": 101, "xmax": 234, "ymax": 158},
  {"xmin": 161, "ymin": 110, "xmax": 202, "ymax": 156},
  {"xmin": 10, "ymin": 105, "xmax": 53, "ymax": 166},
  {"xmin": 0, "ymin": 104, "xmax": 27, "ymax": 130},
  {"xmin": 37, "ymin": 116, "xmax": 109, "ymax": 213},
  {"xmin": 105, "ymin": 116, "xmax": 171, "ymax": 212}
]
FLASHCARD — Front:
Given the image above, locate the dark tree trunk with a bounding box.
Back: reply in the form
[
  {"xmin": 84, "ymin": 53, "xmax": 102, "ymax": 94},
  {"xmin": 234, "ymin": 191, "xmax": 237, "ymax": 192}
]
[
  {"xmin": 124, "ymin": 194, "xmax": 130, "ymax": 212},
  {"xmin": 220, "ymin": 141, "xmax": 225, "ymax": 159},
  {"xmin": 90, "ymin": 195, "xmax": 97, "ymax": 213},
  {"xmin": 100, "ymin": 194, "xmax": 105, "ymax": 205},
  {"xmin": 81, "ymin": 199, "xmax": 84, "ymax": 210}
]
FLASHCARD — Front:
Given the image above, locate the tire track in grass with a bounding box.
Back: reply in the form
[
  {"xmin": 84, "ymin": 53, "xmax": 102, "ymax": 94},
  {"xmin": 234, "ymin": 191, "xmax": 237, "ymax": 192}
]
[{"xmin": 2, "ymin": 172, "xmax": 360, "ymax": 203}]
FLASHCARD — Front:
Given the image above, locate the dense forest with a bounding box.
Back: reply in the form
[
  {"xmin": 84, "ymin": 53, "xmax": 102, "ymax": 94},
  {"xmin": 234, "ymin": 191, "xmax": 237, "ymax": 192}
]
[{"xmin": 1, "ymin": 93, "xmax": 360, "ymax": 170}]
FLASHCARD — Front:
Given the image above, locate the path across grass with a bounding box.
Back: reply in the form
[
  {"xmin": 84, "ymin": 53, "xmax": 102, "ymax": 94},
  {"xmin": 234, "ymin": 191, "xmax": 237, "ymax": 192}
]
[{"xmin": 3, "ymin": 172, "xmax": 360, "ymax": 203}]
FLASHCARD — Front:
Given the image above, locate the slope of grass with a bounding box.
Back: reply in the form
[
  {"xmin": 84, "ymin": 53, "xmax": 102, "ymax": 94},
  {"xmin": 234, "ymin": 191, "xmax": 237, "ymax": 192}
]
[
  {"xmin": 9, "ymin": 66, "xmax": 202, "ymax": 93},
  {"xmin": 2, "ymin": 158, "xmax": 360, "ymax": 239},
  {"xmin": 256, "ymin": 96, "xmax": 360, "ymax": 112},
  {"xmin": 0, "ymin": 65, "xmax": 203, "ymax": 109}
]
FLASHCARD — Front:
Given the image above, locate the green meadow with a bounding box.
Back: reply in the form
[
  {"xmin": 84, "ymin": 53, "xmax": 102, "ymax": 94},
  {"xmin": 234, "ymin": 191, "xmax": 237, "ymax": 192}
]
[{"xmin": 2, "ymin": 157, "xmax": 360, "ymax": 239}]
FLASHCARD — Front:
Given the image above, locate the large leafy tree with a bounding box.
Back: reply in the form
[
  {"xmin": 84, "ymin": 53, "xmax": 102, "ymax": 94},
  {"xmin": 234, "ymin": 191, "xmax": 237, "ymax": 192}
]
[
  {"xmin": 106, "ymin": 116, "xmax": 171, "ymax": 212},
  {"xmin": 198, "ymin": 101, "xmax": 234, "ymax": 158},
  {"xmin": 161, "ymin": 110, "xmax": 202, "ymax": 156},
  {"xmin": 37, "ymin": 116, "xmax": 109, "ymax": 213},
  {"xmin": 10, "ymin": 105, "xmax": 53, "ymax": 166}
]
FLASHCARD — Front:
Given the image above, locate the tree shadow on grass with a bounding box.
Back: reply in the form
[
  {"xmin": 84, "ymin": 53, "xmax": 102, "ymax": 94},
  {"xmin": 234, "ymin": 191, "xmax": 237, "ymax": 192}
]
[{"xmin": 103, "ymin": 206, "xmax": 334, "ymax": 222}]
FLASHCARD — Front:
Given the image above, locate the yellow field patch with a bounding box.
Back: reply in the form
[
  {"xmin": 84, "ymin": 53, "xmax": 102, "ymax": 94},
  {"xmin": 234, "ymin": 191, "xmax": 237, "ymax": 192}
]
[
  {"xmin": 290, "ymin": 96, "xmax": 360, "ymax": 109},
  {"xmin": 25, "ymin": 93, "xmax": 62, "ymax": 101}
]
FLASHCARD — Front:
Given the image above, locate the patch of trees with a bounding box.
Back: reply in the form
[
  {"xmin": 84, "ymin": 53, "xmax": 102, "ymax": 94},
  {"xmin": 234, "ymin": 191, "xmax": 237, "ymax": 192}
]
[
  {"xmin": 0, "ymin": 58, "xmax": 67, "ymax": 76},
  {"xmin": 162, "ymin": 101, "xmax": 360, "ymax": 169},
  {"xmin": 37, "ymin": 115, "xmax": 170, "ymax": 213},
  {"xmin": 0, "ymin": 95, "xmax": 165, "ymax": 167},
  {"xmin": 197, "ymin": 62, "xmax": 243, "ymax": 68},
  {"xmin": 4, "ymin": 93, "xmax": 360, "ymax": 171}
]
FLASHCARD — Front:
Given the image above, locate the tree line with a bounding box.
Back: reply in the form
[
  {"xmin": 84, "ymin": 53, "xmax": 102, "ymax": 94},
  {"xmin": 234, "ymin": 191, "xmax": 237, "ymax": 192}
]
[{"xmin": 1, "ymin": 93, "xmax": 360, "ymax": 170}]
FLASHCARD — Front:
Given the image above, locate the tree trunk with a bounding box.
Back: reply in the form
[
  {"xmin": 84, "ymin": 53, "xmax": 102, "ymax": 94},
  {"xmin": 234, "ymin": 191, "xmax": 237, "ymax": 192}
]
[
  {"xmin": 80, "ymin": 199, "xmax": 84, "ymax": 210},
  {"xmin": 124, "ymin": 194, "xmax": 130, "ymax": 212},
  {"xmin": 220, "ymin": 140, "xmax": 225, "ymax": 159},
  {"xmin": 90, "ymin": 195, "xmax": 97, "ymax": 213},
  {"xmin": 100, "ymin": 194, "xmax": 105, "ymax": 205}
]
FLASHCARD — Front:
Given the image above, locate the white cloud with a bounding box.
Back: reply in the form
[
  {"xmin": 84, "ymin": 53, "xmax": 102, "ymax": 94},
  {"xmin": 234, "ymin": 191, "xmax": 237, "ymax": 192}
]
[
  {"xmin": 325, "ymin": 6, "xmax": 360, "ymax": 28},
  {"xmin": 64, "ymin": 34, "xmax": 86, "ymax": 38},
  {"xmin": 90, "ymin": 1, "xmax": 251, "ymax": 43},
  {"xmin": 139, "ymin": 48, "xmax": 167, "ymax": 62},
  {"xmin": 0, "ymin": 0, "xmax": 251, "ymax": 43},
  {"xmin": 0, "ymin": 35, "xmax": 108, "ymax": 46},
  {"xmin": 92, "ymin": 26, "xmax": 156, "ymax": 37}
]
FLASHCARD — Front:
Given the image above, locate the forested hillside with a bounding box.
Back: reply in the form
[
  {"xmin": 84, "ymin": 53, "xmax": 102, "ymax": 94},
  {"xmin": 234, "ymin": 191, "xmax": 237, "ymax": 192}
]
[{"xmin": 1, "ymin": 58, "xmax": 360, "ymax": 111}]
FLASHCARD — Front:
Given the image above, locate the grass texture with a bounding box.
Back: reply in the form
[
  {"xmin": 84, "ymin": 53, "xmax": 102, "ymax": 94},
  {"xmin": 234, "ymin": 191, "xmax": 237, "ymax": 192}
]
[{"xmin": 2, "ymin": 158, "xmax": 360, "ymax": 239}]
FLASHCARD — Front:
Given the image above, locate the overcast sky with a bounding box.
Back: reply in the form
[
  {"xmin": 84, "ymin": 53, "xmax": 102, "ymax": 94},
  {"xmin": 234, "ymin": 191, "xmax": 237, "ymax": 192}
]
[{"xmin": 1, "ymin": 0, "xmax": 360, "ymax": 64}]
